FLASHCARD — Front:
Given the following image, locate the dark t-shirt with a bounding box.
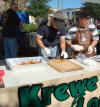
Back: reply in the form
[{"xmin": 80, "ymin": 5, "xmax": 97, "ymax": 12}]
[
  {"xmin": 37, "ymin": 22, "xmax": 66, "ymax": 46},
  {"xmin": 2, "ymin": 9, "xmax": 20, "ymax": 37}
]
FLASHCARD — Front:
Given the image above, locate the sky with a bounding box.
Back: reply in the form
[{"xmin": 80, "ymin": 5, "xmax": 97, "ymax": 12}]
[{"xmin": 48, "ymin": 0, "xmax": 85, "ymax": 9}]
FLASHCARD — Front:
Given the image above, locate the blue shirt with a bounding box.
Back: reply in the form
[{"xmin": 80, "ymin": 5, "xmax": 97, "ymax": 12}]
[{"xmin": 37, "ymin": 22, "xmax": 65, "ymax": 46}]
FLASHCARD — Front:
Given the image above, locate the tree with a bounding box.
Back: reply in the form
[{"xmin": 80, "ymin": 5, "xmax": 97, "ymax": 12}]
[
  {"xmin": 80, "ymin": 2, "xmax": 100, "ymax": 20},
  {"xmin": 3, "ymin": 0, "xmax": 28, "ymax": 10},
  {"xmin": 0, "ymin": 0, "xmax": 7, "ymax": 14},
  {"xmin": 26, "ymin": 0, "xmax": 51, "ymax": 19}
]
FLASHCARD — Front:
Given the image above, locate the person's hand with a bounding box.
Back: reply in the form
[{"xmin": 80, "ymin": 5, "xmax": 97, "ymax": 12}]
[
  {"xmin": 88, "ymin": 45, "xmax": 93, "ymax": 54},
  {"xmin": 61, "ymin": 51, "xmax": 68, "ymax": 58},
  {"xmin": 71, "ymin": 45, "xmax": 84, "ymax": 51},
  {"xmin": 44, "ymin": 47, "xmax": 51, "ymax": 57}
]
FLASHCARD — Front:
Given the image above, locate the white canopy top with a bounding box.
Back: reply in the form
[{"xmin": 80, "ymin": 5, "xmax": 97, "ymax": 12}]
[{"xmin": 80, "ymin": 0, "xmax": 100, "ymax": 4}]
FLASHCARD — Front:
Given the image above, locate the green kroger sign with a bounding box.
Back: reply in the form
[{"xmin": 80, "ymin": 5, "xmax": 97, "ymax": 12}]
[{"xmin": 18, "ymin": 76, "xmax": 99, "ymax": 107}]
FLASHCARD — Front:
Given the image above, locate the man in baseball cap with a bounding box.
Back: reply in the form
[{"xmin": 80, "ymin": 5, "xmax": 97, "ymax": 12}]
[
  {"xmin": 36, "ymin": 11, "xmax": 68, "ymax": 61},
  {"xmin": 48, "ymin": 11, "xmax": 66, "ymax": 29}
]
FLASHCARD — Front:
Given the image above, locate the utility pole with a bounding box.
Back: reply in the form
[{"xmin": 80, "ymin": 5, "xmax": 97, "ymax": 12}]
[
  {"xmin": 61, "ymin": 0, "xmax": 63, "ymax": 10},
  {"xmin": 58, "ymin": 0, "xmax": 59, "ymax": 10}
]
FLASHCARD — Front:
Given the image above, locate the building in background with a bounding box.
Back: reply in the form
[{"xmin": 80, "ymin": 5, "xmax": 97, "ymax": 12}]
[
  {"xmin": 48, "ymin": 8, "xmax": 80, "ymax": 24},
  {"xmin": 63, "ymin": 8, "xmax": 80, "ymax": 20},
  {"xmin": 50, "ymin": 8, "xmax": 59, "ymax": 13}
]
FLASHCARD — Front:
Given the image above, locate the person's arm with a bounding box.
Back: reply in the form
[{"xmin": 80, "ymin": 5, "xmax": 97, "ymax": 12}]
[
  {"xmin": 60, "ymin": 36, "xmax": 66, "ymax": 51},
  {"xmin": 36, "ymin": 34, "xmax": 45, "ymax": 49},
  {"xmin": 60, "ymin": 36, "xmax": 68, "ymax": 58},
  {"xmin": 88, "ymin": 40, "xmax": 98, "ymax": 54},
  {"xmin": 65, "ymin": 28, "xmax": 73, "ymax": 47},
  {"xmin": 66, "ymin": 40, "xmax": 72, "ymax": 47},
  {"xmin": 36, "ymin": 25, "xmax": 46, "ymax": 49},
  {"xmin": 36, "ymin": 34, "xmax": 52, "ymax": 57},
  {"xmin": 91, "ymin": 40, "xmax": 98, "ymax": 48},
  {"xmin": 89, "ymin": 23, "xmax": 99, "ymax": 47},
  {"xmin": 88, "ymin": 23, "xmax": 99, "ymax": 54}
]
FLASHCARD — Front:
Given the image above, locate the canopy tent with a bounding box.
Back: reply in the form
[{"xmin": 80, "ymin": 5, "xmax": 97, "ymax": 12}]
[{"xmin": 80, "ymin": 0, "xmax": 100, "ymax": 4}]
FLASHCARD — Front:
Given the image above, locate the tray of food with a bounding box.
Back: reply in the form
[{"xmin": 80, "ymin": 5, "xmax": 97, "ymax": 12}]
[{"xmin": 5, "ymin": 56, "xmax": 46, "ymax": 71}]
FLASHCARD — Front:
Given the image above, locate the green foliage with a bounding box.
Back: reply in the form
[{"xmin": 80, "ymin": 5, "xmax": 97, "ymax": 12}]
[
  {"xmin": 4, "ymin": 0, "xmax": 28, "ymax": 10},
  {"xmin": 80, "ymin": 2, "xmax": 100, "ymax": 20},
  {"xmin": 22, "ymin": 23, "xmax": 39, "ymax": 33},
  {"xmin": 98, "ymin": 31, "xmax": 100, "ymax": 35},
  {"xmin": 26, "ymin": 0, "xmax": 51, "ymax": 19},
  {"xmin": 0, "ymin": 26, "xmax": 3, "ymax": 30},
  {"xmin": 4, "ymin": 0, "xmax": 16, "ymax": 9}
]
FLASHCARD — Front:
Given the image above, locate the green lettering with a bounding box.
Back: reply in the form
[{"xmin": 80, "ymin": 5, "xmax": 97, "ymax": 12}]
[
  {"xmin": 54, "ymin": 83, "xmax": 69, "ymax": 101},
  {"xmin": 30, "ymin": 84, "xmax": 43, "ymax": 107},
  {"xmin": 71, "ymin": 96, "xmax": 84, "ymax": 107},
  {"xmin": 87, "ymin": 97, "xmax": 99, "ymax": 107},
  {"xmin": 41, "ymin": 86, "xmax": 55, "ymax": 106},
  {"xmin": 86, "ymin": 77, "xmax": 98, "ymax": 92},
  {"xmin": 18, "ymin": 86, "xmax": 30, "ymax": 107},
  {"xmin": 76, "ymin": 97, "xmax": 84, "ymax": 107},
  {"xmin": 70, "ymin": 79, "xmax": 87, "ymax": 97}
]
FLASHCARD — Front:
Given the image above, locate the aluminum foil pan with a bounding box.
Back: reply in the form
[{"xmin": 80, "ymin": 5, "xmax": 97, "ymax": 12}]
[{"xmin": 5, "ymin": 56, "xmax": 46, "ymax": 71}]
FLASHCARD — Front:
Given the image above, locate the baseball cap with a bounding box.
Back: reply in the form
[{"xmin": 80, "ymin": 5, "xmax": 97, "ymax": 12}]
[
  {"xmin": 53, "ymin": 11, "xmax": 66, "ymax": 20},
  {"xmin": 53, "ymin": 11, "xmax": 66, "ymax": 28}
]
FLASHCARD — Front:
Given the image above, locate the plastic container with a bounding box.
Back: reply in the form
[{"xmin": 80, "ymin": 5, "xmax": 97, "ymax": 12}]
[
  {"xmin": 0, "ymin": 70, "xmax": 5, "ymax": 86},
  {"xmin": 76, "ymin": 53, "xmax": 97, "ymax": 66}
]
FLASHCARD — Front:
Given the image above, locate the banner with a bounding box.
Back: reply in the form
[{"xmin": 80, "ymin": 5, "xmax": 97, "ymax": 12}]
[{"xmin": 0, "ymin": 70, "xmax": 100, "ymax": 107}]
